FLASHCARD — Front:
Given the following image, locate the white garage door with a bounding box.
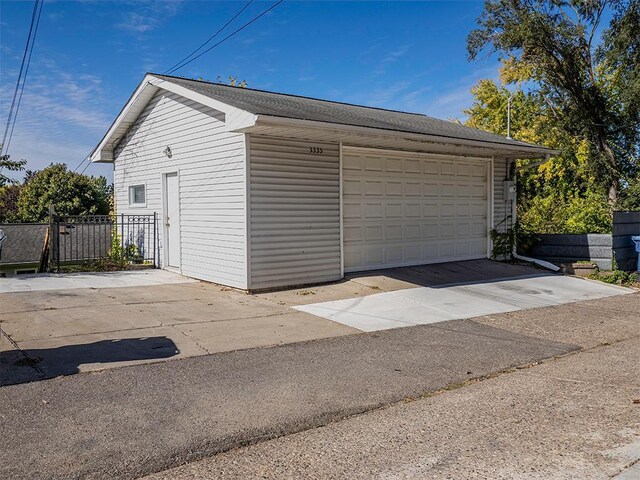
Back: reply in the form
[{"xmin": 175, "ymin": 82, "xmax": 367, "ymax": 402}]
[{"xmin": 342, "ymin": 148, "xmax": 489, "ymax": 272}]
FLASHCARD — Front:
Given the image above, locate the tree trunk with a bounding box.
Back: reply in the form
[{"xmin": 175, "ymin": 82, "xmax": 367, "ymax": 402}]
[{"xmin": 597, "ymin": 132, "xmax": 618, "ymax": 205}]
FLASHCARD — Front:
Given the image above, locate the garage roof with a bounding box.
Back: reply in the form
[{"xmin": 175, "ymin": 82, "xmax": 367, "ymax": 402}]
[
  {"xmin": 91, "ymin": 73, "xmax": 558, "ymax": 162},
  {"xmin": 152, "ymin": 73, "xmax": 551, "ymax": 152}
]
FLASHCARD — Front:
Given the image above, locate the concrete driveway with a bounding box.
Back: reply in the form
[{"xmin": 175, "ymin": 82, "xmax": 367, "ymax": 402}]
[
  {"xmin": 0, "ymin": 270, "xmax": 357, "ymax": 386},
  {"xmin": 0, "ymin": 261, "xmax": 633, "ymax": 386},
  {"xmin": 295, "ymin": 272, "xmax": 634, "ymax": 331}
]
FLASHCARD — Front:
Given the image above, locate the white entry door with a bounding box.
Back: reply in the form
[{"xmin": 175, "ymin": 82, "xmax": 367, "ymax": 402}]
[
  {"xmin": 342, "ymin": 148, "xmax": 489, "ymax": 272},
  {"xmin": 164, "ymin": 172, "xmax": 181, "ymax": 269}
]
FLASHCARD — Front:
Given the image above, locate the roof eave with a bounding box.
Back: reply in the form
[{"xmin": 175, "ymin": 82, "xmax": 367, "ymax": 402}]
[
  {"xmin": 240, "ymin": 115, "xmax": 559, "ymax": 159},
  {"xmin": 90, "ymin": 74, "xmax": 257, "ymax": 163},
  {"xmin": 90, "ymin": 75, "xmax": 161, "ymax": 163}
]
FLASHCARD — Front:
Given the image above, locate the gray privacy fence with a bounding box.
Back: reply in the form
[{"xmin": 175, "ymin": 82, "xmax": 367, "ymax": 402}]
[
  {"xmin": 528, "ymin": 234, "xmax": 613, "ymax": 270},
  {"xmin": 526, "ymin": 211, "xmax": 640, "ymax": 271},
  {"xmin": 613, "ymin": 211, "xmax": 640, "ymax": 271}
]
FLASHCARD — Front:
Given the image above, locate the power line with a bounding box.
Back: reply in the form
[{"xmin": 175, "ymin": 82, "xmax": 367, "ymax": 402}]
[
  {"xmin": 166, "ymin": 0, "xmax": 284, "ymax": 75},
  {"xmin": 72, "ymin": 155, "xmax": 90, "ymax": 173},
  {"xmin": 78, "ymin": 0, "xmax": 284, "ymax": 177},
  {"xmin": 164, "ymin": 0, "xmax": 254, "ymax": 75},
  {"xmin": 1, "ymin": 0, "xmax": 44, "ymax": 157},
  {"xmin": 5, "ymin": 0, "xmax": 44, "ymax": 157},
  {"xmin": 79, "ymin": 157, "xmax": 92, "ymax": 175}
]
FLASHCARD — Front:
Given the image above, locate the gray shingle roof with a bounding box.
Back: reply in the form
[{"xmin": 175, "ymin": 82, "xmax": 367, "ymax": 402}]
[
  {"xmin": 0, "ymin": 224, "xmax": 47, "ymax": 265},
  {"xmin": 153, "ymin": 73, "xmax": 550, "ymax": 151}
]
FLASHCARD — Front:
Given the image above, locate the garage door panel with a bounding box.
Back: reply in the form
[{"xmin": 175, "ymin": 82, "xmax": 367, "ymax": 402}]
[
  {"xmin": 423, "ymin": 182, "xmax": 439, "ymax": 197},
  {"xmin": 386, "ymin": 203, "xmax": 403, "ymax": 218},
  {"xmin": 440, "ymin": 161, "xmax": 455, "ymax": 176},
  {"xmin": 405, "ymin": 203, "xmax": 421, "ymax": 217},
  {"xmin": 471, "ymin": 164, "xmax": 486, "ymax": 178},
  {"xmin": 423, "ymin": 224, "xmax": 439, "ymax": 238},
  {"xmin": 365, "ymin": 181, "xmax": 383, "ymax": 195},
  {"xmin": 405, "ymin": 224, "xmax": 421, "ymax": 239},
  {"xmin": 470, "ymin": 203, "xmax": 486, "ymax": 216},
  {"xmin": 343, "ymin": 202, "xmax": 362, "ymax": 218},
  {"xmin": 422, "ymin": 201, "xmax": 439, "ymax": 217},
  {"xmin": 386, "ymin": 181, "xmax": 403, "ymax": 196},
  {"xmin": 365, "ymin": 203, "xmax": 383, "ymax": 218},
  {"xmin": 405, "ymin": 159, "xmax": 420, "ymax": 173},
  {"xmin": 365, "ymin": 225, "xmax": 384, "ymax": 241},
  {"xmin": 405, "ymin": 182, "xmax": 421, "ymax": 196},
  {"xmin": 343, "ymin": 149, "xmax": 489, "ymax": 272},
  {"xmin": 343, "ymin": 179, "xmax": 361, "ymax": 195},
  {"xmin": 440, "ymin": 203, "xmax": 456, "ymax": 217},
  {"xmin": 365, "ymin": 157, "xmax": 383, "ymax": 171},
  {"xmin": 457, "ymin": 223, "xmax": 471, "ymax": 236},
  {"xmin": 386, "ymin": 158, "xmax": 402, "ymax": 172},
  {"xmin": 423, "ymin": 162, "xmax": 440, "ymax": 175}
]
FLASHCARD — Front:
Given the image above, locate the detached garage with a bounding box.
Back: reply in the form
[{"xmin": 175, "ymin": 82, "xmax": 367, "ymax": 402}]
[{"xmin": 91, "ymin": 73, "xmax": 555, "ymax": 291}]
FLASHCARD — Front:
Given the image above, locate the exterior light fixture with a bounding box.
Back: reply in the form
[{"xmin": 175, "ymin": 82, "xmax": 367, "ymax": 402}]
[{"xmin": 163, "ymin": 146, "xmax": 172, "ymax": 158}]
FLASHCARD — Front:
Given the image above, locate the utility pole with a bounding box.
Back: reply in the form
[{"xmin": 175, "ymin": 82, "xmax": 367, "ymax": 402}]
[{"xmin": 506, "ymin": 94, "xmax": 512, "ymax": 139}]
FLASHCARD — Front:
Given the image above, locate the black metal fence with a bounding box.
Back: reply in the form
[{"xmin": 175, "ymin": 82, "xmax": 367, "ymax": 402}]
[{"xmin": 51, "ymin": 213, "xmax": 157, "ymax": 271}]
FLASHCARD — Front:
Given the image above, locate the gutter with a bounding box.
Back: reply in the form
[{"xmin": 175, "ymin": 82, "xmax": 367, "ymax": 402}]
[
  {"xmin": 515, "ymin": 154, "xmax": 553, "ymax": 172},
  {"xmin": 252, "ymin": 115, "xmax": 560, "ymax": 159}
]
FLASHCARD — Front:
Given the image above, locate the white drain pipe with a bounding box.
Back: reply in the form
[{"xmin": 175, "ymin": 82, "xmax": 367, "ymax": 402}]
[
  {"xmin": 512, "ymin": 250, "xmax": 560, "ymax": 272},
  {"xmin": 509, "ymin": 157, "xmax": 560, "ymax": 272}
]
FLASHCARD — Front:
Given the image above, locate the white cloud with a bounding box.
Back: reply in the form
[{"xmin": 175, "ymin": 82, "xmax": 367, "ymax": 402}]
[
  {"xmin": 116, "ymin": 12, "xmax": 158, "ymax": 33},
  {"xmin": 375, "ymin": 44, "xmax": 412, "ymax": 75},
  {"xmin": 114, "ymin": 1, "xmax": 183, "ymax": 34},
  {"xmin": 426, "ymin": 87, "xmax": 474, "ymax": 120},
  {"xmin": 0, "ymin": 60, "xmax": 114, "ymax": 177}
]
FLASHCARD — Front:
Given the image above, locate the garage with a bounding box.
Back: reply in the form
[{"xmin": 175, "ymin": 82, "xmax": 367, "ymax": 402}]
[
  {"xmin": 342, "ymin": 147, "xmax": 490, "ymax": 272},
  {"xmin": 92, "ymin": 73, "xmax": 557, "ymax": 290}
]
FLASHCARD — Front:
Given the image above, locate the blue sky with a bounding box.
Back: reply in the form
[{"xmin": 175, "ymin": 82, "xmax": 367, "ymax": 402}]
[{"xmin": 1, "ymin": 0, "xmax": 501, "ymax": 180}]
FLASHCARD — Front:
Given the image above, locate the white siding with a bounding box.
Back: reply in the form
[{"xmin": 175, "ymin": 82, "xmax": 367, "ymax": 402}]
[
  {"xmin": 113, "ymin": 90, "xmax": 247, "ymax": 288},
  {"xmin": 493, "ymin": 157, "xmax": 511, "ymax": 232},
  {"xmin": 248, "ymin": 135, "xmax": 341, "ymax": 290}
]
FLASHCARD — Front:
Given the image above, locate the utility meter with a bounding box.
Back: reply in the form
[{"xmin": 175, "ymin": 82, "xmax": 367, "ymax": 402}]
[{"xmin": 503, "ymin": 180, "xmax": 516, "ymax": 201}]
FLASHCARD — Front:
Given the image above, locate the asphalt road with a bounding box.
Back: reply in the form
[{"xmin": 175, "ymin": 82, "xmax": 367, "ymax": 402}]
[
  {"xmin": 145, "ymin": 335, "xmax": 640, "ymax": 480},
  {"xmin": 1, "ymin": 293, "xmax": 638, "ymax": 480}
]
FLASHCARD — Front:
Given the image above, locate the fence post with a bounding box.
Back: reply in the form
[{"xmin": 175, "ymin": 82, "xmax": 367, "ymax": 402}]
[
  {"xmin": 47, "ymin": 204, "xmax": 57, "ymax": 273},
  {"xmin": 120, "ymin": 213, "xmax": 124, "ymax": 253},
  {"xmin": 153, "ymin": 212, "xmax": 157, "ymax": 268}
]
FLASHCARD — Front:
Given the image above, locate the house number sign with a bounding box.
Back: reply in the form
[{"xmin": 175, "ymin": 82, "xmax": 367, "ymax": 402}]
[{"xmin": 309, "ymin": 146, "xmax": 323, "ymax": 154}]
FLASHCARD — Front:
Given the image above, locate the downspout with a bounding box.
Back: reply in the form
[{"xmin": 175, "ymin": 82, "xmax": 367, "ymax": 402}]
[{"xmin": 509, "ymin": 157, "xmax": 560, "ymax": 272}]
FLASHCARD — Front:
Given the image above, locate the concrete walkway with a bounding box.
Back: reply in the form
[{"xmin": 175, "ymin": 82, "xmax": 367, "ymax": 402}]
[
  {"xmin": 295, "ymin": 274, "xmax": 634, "ymax": 331},
  {"xmin": 1, "ymin": 292, "xmax": 638, "ymax": 480},
  {"xmin": 0, "ymin": 269, "xmax": 197, "ymax": 293}
]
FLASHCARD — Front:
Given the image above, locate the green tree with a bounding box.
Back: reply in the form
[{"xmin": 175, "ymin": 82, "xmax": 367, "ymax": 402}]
[
  {"xmin": 617, "ymin": 174, "xmax": 640, "ymax": 210},
  {"xmin": 0, "ymin": 184, "xmax": 22, "ymax": 223},
  {"xmin": 0, "ymin": 154, "xmax": 26, "ymax": 187},
  {"xmin": 468, "ymin": 0, "xmax": 640, "ymax": 204},
  {"xmin": 465, "ymin": 73, "xmax": 611, "ymax": 233},
  {"xmin": 16, "ymin": 164, "xmax": 110, "ymax": 222}
]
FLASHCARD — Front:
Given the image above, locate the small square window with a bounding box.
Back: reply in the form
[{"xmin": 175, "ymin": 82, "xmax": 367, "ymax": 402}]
[{"xmin": 129, "ymin": 184, "xmax": 146, "ymax": 206}]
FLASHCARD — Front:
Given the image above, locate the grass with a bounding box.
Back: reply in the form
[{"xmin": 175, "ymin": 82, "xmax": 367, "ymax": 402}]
[
  {"xmin": 59, "ymin": 259, "xmax": 153, "ymax": 273},
  {"xmin": 588, "ymin": 269, "xmax": 639, "ymax": 287}
]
